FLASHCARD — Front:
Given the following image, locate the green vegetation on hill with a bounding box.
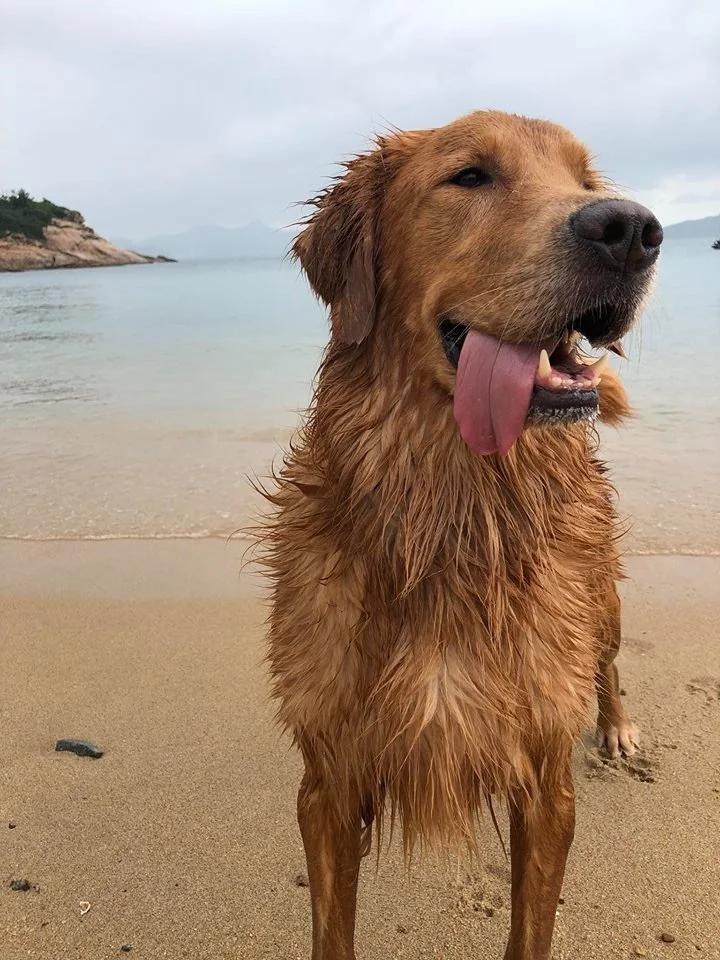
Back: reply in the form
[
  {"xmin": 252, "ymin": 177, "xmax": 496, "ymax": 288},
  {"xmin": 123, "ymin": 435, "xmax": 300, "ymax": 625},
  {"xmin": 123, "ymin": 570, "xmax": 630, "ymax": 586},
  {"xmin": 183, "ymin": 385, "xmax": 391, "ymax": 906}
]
[{"xmin": 0, "ymin": 189, "xmax": 78, "ymax": 241}]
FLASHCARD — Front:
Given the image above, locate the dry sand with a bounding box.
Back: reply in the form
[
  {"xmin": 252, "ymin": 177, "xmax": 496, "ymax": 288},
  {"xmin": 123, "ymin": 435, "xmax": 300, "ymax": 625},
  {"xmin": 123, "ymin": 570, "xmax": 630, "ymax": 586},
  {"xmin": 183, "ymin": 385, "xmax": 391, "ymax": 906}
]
[{"xmin": 1, "ymin": 540, "xmax": 719, "ymax": 959}]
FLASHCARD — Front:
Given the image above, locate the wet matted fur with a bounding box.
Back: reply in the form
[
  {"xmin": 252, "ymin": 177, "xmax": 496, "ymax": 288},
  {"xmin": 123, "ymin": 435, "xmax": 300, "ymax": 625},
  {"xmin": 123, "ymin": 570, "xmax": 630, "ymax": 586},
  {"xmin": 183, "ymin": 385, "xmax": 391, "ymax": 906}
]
[{"xmin": 256, "ymin": 111, "xmax": 657, "ymax": 959}]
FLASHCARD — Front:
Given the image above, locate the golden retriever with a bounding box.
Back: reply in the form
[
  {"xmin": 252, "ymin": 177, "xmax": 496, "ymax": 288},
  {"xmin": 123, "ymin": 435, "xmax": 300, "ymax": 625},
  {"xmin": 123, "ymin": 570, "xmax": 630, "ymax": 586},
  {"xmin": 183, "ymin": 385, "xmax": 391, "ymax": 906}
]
[{"xmin": 258, "ymin": 110, "xmax": 662, "ymax": 959}]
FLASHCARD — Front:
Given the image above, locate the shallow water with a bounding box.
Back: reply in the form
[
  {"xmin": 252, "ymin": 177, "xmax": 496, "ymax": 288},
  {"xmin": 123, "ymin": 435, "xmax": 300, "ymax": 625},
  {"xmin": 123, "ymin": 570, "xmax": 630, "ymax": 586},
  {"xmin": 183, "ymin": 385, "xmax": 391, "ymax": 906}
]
[{"xmin": 1, "ymin": 242, "xmax": 718, "ymax": 551}]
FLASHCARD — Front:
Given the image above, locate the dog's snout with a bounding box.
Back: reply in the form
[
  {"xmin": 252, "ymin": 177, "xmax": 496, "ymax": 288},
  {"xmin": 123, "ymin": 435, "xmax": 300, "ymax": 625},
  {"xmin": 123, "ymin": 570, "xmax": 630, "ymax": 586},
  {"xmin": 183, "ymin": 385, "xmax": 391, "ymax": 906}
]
[{"xmin": 571, "ymin": 200, "xmax": 663, "ymax": 273}]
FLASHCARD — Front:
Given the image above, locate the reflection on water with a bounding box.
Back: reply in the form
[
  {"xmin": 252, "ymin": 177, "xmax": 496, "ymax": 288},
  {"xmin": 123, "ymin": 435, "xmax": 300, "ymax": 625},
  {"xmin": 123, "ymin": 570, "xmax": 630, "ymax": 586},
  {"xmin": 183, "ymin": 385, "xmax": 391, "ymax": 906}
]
[
  {"xmin": 0, "ymin": 282, "xmax": 101, "ymax": 406},
  {"xmin": 1, "ymin": 332, "xmax": 93, "ymax": 343},
  {"xmin": 0, "ymin": 245, "xmax": 718, "ymax": 549},
  {"xmin": 3, "ymin": 378, "xmax": 99, "ymax": 404}
]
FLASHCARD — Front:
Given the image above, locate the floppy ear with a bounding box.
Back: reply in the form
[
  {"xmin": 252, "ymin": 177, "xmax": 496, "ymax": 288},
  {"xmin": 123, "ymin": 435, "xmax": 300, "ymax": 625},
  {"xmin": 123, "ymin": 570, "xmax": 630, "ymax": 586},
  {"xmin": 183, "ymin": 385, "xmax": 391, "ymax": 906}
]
[{"xmin": 292, "ymin": 144, "xmax": 389, "ymax": 345}]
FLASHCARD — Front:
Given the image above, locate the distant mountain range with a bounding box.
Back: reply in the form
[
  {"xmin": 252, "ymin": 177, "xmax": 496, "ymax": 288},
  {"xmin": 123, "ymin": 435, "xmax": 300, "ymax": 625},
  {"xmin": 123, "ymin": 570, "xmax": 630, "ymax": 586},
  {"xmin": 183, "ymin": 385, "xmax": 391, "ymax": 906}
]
[
  {"xmin": 663, "ymin": 213, "xmax": 720, "ymax": 240},
  {"xmin": 113, "ymin": 212, "xmax": 719, "ymax": 262},
  {"xmin": 113, "ymin": 221, "xmax": 294, "ymax": 261}
]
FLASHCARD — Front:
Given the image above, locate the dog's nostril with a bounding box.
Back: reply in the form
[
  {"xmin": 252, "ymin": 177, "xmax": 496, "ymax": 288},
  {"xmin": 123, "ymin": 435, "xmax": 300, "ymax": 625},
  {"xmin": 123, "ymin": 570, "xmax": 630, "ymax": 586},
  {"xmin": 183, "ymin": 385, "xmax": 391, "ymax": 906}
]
[
  {"xmin": 641, "ymin": 220, "xmax": 663, "ymax": 249},
  {"xmin": 601, "ymin": 218, "xmax": 627, "ymax": 247}
]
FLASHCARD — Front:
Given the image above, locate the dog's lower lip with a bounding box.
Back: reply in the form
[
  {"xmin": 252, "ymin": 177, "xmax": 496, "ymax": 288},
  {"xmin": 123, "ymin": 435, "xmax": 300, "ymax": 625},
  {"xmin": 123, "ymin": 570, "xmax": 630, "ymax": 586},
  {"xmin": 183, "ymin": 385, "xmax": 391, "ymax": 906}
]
[
  {"xmin": 527, "ymin": 387, "xmax": 599, "ymax": 425},
  {"xmin": 530, "ymin": 385, "xmax": 599, "ymax": 411}
]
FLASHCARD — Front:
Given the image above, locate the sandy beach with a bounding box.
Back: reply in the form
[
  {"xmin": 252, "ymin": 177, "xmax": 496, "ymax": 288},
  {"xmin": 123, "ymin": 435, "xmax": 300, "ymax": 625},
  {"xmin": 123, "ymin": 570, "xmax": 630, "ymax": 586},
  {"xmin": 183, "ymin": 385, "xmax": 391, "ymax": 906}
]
[
  {"xmin": 2, "ymin": 4, "xmax": 719, "ymax": 958},
  {"xmin": 2, "ymin": 540, "xmax": 718, "ymax": 959}
]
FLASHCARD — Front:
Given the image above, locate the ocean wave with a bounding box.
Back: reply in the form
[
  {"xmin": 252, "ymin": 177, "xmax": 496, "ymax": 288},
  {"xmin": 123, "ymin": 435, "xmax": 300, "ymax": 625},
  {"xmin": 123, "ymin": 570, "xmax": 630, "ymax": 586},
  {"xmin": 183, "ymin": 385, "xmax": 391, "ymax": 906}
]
[
  {"xmin": 0, "ymin": 533, "xmax": 716, "ymax": 556},
  {"xmin": 0, "ymin": 532, "xmax": 251, "ymax": 542}
]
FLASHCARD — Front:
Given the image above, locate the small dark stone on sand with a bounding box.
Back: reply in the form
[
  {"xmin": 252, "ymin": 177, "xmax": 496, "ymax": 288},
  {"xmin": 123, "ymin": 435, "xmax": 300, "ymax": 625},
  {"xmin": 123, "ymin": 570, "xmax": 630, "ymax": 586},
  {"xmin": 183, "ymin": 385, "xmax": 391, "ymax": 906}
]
[
  {"xmin": 295, "ymin": 873, "xmax": 310, "ymax": 888},
  {"xmin": 121, "ymin": 947, "xmax": 132, "ymax": 953},
  {"xmin": 55, "ymin": 738, "xmax": 104, "ymax": 759},
  {"xmin": 660, "ymin": 932, "xmax": 677, "ymax": 943},
  {"xmin": 558, "ymin": 897, "xmax": 565, "ymax": 905},
  {"xmin": 8, "ymin": 821, "xmax": 16, "ymax": 829},
  {"xmin": 397, "ymin": 924, "xmax": 408, "ymax": 934},
  {"xmin": 10, "ymin": 879, "xmax": 31, "ymax": 891},
  {"xmin": 620, "ymin": 688, "xmax": 627, "ymax": 696}
]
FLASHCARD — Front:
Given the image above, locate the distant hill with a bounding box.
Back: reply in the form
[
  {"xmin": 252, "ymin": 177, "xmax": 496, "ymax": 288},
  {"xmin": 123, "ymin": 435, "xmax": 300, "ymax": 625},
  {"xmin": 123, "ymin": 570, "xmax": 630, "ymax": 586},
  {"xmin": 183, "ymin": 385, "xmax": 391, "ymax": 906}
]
[
  {"xmin": 664, "ymin": 213, "xmax": 720, "ymax": 240},
  {"xmin": 1, "ymin": 189, "xmax": 173, "ymax": 273},
  {"xmin": 123, "ymin": 212, "xmax": 719, "ymax": 259},
  {"xmin": 115, "ymin": 221, "xmax": 292, "ymax": 261}
]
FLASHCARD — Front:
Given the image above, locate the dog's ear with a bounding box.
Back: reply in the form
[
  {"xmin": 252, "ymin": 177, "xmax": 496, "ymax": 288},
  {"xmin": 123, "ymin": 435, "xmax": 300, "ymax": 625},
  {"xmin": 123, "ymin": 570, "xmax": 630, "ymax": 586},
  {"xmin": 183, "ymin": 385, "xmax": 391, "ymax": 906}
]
[{"xmin": 292, "ymin": 143, "xmax": 391, "ymax": 345}]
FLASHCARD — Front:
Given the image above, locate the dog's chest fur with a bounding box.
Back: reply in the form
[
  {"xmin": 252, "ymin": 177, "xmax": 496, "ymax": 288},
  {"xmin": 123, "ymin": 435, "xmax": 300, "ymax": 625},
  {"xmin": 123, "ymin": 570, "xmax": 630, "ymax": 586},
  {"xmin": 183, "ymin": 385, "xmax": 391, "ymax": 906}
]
[{"xmin": 262, "ymin": 409, "xmax": 620, "ymax": 845}]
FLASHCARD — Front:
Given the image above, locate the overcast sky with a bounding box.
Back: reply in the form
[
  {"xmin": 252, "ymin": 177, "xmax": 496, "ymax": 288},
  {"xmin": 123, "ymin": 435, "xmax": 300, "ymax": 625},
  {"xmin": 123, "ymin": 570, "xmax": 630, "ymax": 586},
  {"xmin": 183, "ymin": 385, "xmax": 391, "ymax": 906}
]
[{"xmin": 2, "ymin": 0, "xmax": 719, "ymax": 239}]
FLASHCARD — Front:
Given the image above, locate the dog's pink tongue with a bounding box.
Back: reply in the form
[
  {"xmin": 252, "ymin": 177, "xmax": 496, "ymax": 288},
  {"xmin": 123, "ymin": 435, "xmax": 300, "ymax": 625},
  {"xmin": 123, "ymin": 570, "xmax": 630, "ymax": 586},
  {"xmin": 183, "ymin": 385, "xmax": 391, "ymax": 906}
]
[{"xmin": 453, "ymin": 330, "xmax": 541, "ymax": 456}]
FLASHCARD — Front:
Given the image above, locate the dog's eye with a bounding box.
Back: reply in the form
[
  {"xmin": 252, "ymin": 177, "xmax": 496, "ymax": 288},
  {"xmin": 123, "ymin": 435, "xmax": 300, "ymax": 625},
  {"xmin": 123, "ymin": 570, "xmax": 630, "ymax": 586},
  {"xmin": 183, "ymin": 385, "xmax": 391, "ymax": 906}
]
[{"xmin": 449, "ymin": 167, "xmax": 493, "ymax": 188}]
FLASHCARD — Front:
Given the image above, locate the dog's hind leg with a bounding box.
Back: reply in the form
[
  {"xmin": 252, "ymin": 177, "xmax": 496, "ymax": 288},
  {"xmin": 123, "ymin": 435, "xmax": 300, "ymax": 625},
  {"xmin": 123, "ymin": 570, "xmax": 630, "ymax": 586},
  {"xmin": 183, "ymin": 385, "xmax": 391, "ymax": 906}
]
[
  {"xmin": 595, "ymin": 586, "xmax": 639, "ymax": 758},
  {"xmin": 503, "ymin": 748, "xmax": 576, "ymax": 960},
  {"xmin": 297, "ymin": 767, "xmax": 362, "ymax": 960}
]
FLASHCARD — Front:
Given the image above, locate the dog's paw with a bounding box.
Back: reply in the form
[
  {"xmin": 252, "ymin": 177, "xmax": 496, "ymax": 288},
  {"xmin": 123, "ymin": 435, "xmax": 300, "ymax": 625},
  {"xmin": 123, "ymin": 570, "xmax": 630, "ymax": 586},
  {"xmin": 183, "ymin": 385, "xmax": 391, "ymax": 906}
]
[{"xmin": 596, "ymin": 717, "xmax": 640, "ymax": 759}]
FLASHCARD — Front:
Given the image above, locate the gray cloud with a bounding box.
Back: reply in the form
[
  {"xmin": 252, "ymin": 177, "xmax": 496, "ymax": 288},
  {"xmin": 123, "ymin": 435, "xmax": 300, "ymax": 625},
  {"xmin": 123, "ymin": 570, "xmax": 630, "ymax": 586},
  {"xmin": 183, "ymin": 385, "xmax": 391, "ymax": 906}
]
[{"xmin": 1, "ymin": 0, "xmax": 719, "ymax": 236}]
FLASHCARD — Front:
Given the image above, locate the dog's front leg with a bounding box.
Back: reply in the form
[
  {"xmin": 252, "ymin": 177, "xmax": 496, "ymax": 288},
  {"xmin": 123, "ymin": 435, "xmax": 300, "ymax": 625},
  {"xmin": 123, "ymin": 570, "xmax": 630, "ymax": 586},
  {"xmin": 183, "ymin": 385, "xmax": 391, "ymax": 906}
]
[
  {"xmin": 503, "ymin": 750, "xmax": 575, "ymax": 960},
  {"xmin": 297, "ymin": 768, "xmax": 362, "ymax": 960},
  {"xmin": 595, "ymin": 586, "xmax": 640, "ymax": 758}
]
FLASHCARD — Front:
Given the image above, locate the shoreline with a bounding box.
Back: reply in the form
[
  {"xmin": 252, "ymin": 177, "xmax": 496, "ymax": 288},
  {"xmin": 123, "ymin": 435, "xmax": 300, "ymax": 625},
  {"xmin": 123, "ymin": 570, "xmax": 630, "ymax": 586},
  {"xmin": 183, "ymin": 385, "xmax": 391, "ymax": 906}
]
[
  {"xmin": 2, "ymin": 425, "xmax": 717, "ymax": 553},
  {"xmin": 2, "ymin": 533, "xmax": 718, "ymax": 557},
  {"xmin": 0, "ymin": 257, "xmax": 175, "ymax": 274}
]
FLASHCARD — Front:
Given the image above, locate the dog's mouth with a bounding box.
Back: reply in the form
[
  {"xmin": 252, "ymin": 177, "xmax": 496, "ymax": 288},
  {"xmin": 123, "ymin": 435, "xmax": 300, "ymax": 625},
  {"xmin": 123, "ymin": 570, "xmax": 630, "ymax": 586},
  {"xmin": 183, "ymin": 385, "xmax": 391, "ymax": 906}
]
[
  {"xmin": 441, "ymin": 314, "xmax": 626, "ymax": 457},
  {"xmin": 529, "ymin": 332, "xmax": 607, "ymax": 423}
]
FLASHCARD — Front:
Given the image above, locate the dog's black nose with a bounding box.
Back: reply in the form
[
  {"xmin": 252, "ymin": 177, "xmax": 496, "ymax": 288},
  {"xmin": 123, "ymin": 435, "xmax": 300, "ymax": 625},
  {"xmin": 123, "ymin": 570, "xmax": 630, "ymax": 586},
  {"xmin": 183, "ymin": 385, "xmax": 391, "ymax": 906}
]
[{"xmin": 571, "ymin": 199, "xmax": 663, "ymax": 273}]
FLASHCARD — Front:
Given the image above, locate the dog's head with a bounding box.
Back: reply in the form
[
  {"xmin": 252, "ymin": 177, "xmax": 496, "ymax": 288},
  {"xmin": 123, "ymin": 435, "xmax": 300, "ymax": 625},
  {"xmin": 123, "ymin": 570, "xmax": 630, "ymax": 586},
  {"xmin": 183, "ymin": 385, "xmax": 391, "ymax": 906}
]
[{"xmin": 293, "ymin": 111, "xmax": 661, "ymax": 455}]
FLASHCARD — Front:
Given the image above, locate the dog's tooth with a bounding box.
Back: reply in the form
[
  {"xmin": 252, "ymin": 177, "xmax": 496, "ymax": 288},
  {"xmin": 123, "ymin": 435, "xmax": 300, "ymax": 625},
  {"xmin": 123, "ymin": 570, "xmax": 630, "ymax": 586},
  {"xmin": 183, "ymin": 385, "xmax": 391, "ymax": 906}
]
[
  {"xmin": 588, "ymin": 352, "xmax": 609, "ymax": 375},
  {"xmin": 550, "ymin": 375, "xmax": 563, "ymax": 387},
  {"xmin": 538, "ymin": 349, "xmax": 552, "ymax": 378}
]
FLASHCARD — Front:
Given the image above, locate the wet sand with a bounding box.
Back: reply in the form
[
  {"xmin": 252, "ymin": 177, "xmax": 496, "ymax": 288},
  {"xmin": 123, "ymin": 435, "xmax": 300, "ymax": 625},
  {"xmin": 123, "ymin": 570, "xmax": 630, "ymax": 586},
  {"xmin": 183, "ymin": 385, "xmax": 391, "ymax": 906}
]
[{"xmin": 1, "ymin": 540, "xmax": 719, "ymax": 959}]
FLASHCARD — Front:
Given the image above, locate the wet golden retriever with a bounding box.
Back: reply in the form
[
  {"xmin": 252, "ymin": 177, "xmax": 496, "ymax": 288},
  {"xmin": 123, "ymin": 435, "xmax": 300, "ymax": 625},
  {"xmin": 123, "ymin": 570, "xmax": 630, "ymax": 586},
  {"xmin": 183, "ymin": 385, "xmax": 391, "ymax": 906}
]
[{"xmin": 258, "ymin": 110, "xmax": 662, "ymax": 959}]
